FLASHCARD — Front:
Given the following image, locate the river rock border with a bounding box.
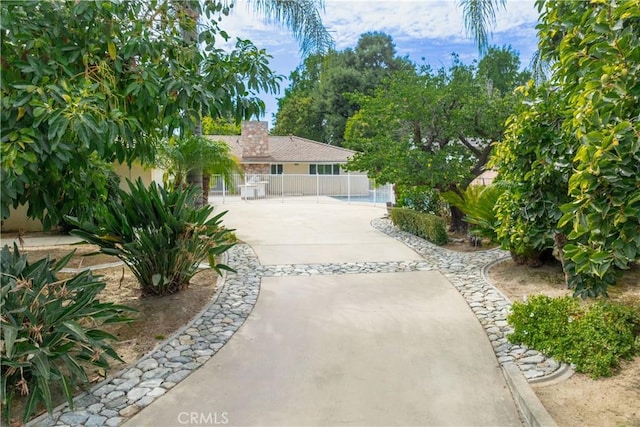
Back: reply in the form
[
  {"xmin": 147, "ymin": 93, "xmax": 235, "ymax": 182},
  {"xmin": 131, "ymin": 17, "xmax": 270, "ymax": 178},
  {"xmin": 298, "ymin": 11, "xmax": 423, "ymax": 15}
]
[
  {"xmin": 370, "ymin": 218, "xmax": 571, "ymax": 383},
  {"xmin": 30, "ymin": 217, "xmax": 568, "ymax": 427},
  {"xmin": 29, "ymin": 244, "xmax": 261, "ymax": 427}
]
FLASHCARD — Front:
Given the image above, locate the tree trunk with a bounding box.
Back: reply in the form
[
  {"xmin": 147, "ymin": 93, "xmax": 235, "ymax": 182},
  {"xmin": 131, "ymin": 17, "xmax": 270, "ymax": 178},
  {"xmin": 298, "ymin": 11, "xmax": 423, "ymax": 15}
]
[
  {"xmin": 187, "ymin": 170, "xmax": 203, "ymax": 206},
  {"xmin": 202, "ymin": 173, "xmax": 210, "ymax": 206},
  {"xmin": 449, "ymin": 205, "xmax": 468, "ymax": 234}
]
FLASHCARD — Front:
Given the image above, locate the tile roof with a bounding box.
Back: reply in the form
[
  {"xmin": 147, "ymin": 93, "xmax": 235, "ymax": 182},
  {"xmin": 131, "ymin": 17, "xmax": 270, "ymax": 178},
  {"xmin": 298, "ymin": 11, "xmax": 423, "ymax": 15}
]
[{"xmin": 207, "ymin": 135, "xmax": 356, "ymax": 164}]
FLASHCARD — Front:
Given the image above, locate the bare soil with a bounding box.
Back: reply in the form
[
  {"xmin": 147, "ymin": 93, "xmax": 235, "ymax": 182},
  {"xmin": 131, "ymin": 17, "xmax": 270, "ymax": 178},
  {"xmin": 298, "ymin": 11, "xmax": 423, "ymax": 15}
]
[
  {"xmin": 18, "ymin": 245, "xmax": 219, "ymax": 376},
  {"xmin": 489, "ymin": 258, "xmax": 640, "ymax": 427}
]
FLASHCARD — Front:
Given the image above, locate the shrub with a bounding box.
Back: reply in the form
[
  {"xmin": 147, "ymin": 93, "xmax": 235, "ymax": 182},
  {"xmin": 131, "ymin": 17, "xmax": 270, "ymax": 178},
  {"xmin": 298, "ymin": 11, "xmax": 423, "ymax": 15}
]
[
  {"xmin": 395, "ymin": 185, "xmax": 445, "ymax": 215},
  {"xmin": 508, "ymin": 295, "xmax": 640, "ymax": 378},
  {"xmin": 67, "ymin": 179, "xmax": 235, "ymax": 296},
  {"xmin": 442, "ymin": 184, "xmax": 505, "ymax": 242},
  {"xmin": 390, "ymin": 207, "xmax": 448, "ymax": 245},
  {"xmin": 1, "ymin": 244, "xmax": 133, "ymax": 423}
]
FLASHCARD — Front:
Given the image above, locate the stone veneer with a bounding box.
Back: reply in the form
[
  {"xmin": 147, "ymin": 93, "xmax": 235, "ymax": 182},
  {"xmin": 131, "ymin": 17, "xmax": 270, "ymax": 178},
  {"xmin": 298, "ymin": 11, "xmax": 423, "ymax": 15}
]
[
  {"xmin": 243, "ymin": 163, "xmax": 270, "ymax": 174},
  {"xmin": 241, "ymin": 121, "xmax": 270, "ymax": 159}
]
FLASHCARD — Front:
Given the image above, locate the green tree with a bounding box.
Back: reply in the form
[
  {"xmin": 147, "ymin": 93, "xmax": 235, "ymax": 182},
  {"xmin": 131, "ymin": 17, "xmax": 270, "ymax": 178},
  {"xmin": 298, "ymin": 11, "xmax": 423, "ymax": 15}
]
[
  {"xmin": 460, "ymin": 0, "xmax": 507, "ymax": 54},
  {"xmin": 490, "ymin": 83, "xmax": 572, "ymax": 266},
  {"xmin": 477, "ymin": 45, "xmax": 530, "ymax": 94},
  {"xmin": 538, "ymin": 0, "xmax": 640, "ymax": 297},
  {"xmin": 1, "ymin": 0, "xmax": 279, "ymax": 229},
  {"xmin": 492, "ymin": 0, "xmax": 639, "ymax": 297},
  {"xmin": 273, "ymin": 32, "xmax": 412, "ymax": 144},
  {"xmin": 244, "ymin": 0, "xmax": 333, "ymax": 56},
  {"xmin": 202, "ymin": 117, "xmax": 241, "ymax": 135},
  {"xmin": 344, "ymin": 50, "xmax": 520, "ymax": 232}
]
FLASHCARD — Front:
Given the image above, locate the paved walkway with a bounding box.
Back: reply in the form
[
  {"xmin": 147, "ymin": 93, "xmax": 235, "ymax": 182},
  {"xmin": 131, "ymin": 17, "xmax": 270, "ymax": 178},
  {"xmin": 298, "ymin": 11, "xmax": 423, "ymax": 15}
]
[
  {"xmin": 22, "ymin": 197, "xmax": 563, "ymax": 426},
  {"xmin": 126, "ymin": 198, "xmax": 520, "ymax": 426}
]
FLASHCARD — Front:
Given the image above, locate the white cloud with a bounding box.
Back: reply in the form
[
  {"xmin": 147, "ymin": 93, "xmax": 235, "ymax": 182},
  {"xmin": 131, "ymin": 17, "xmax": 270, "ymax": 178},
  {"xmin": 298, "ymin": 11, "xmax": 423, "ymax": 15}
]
[
  {"xmin": 212, "ymin": 0, "xmax": 540, "ymax": 120},
  {"xmin": 322, "ymin": 0, "xmax": 538, "ymax": 49}
]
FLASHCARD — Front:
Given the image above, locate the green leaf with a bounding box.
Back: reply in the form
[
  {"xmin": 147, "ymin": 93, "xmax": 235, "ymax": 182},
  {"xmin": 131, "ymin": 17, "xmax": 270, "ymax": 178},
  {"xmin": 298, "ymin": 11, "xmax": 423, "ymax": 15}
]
[
  {"xmin": 3, "ymin": 325, "xmax": 18, "ymax": 358},
  {"xmin": 108, "ymin": 41, "xmax": 117, "ymax": 60},
  {"xmin": 62, "ymin": 320, "xmax": 89, "ymax": 341}
]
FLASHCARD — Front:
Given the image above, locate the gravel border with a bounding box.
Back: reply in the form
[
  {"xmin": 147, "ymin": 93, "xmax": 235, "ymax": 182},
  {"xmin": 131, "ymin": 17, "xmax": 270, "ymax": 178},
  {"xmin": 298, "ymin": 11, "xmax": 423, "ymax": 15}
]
[{"xmin": 28, "ymin": 218, "xmax": 568, "ymax": 427}]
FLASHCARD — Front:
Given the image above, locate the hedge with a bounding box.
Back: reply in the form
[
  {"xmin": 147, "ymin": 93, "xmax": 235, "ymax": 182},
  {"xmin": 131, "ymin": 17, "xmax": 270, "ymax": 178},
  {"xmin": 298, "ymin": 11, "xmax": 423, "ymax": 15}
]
[{"xmin": 389, "ymin": 207, "xmax": 448, "ymax": 245}]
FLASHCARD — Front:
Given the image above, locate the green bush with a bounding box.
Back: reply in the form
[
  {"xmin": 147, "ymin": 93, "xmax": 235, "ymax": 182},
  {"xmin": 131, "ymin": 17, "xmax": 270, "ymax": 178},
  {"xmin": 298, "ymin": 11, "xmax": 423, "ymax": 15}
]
[
  {"xmin": 395, "ymin": 186, "xmax": 445, "ymax": 215},
  {"xmin": 1, "ymin": 244, "xmax": 133, "ymax": 423},
  {"xmin": 508, "ymin": 295, "xmax": 640, "ymax": 378},
  {"xmin": 442, "ymin": 184, "xmax": 505, "ymax": 242},
  {"xmin": 67, "ymin": 179, "xmax": 235, "ymax": 296},
  {"xmin": 390, "ymin": 207, "xmax": 448, "ymax": 245}
]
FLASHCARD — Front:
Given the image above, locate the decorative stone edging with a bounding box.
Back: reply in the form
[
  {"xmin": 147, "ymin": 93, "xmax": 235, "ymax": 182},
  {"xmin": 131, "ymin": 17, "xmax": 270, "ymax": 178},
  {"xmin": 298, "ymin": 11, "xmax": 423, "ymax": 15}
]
[
  {"xmin": 29, "ymin": 217, "xmax": 568, "ymax": 427},
  {"xmin": 370, "ymin": 218, "xmax": 571, "ymax": 383},
  {"xmin": 29, "ymin": 244, "xmax": 261, "ymax": 427}
]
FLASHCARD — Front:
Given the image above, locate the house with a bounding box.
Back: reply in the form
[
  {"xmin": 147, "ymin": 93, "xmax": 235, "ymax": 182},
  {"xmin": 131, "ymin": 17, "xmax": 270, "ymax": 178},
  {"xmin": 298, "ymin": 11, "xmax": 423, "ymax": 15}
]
[
  {"xmin": 1, "ymin": 122, "xmax": 385, "ymax": 232},
  {"xmin": 209, "ymin": 121, "xmax": 357, "ymax": 176},
  {"xmin": 208, "ymin": 121, "xmax": 375, "ymax": 199}
]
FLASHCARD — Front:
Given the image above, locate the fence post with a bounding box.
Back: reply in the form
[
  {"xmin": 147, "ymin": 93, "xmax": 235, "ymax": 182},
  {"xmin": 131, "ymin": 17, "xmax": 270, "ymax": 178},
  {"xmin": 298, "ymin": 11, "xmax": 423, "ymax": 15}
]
[
  {"xmin": 347, "ymin": 172, "xmax": 351, "ymax": 204},
  {"xmin": 316, "ymin": 173, "xmax": 320, "ymax": 203},
  {"xmin": 222, "ymin": 177, "xmax": 226, "ymax": 204},
  {"xmin": 373, "ymin": 178, "xmax": 377, "ymax": 205}
]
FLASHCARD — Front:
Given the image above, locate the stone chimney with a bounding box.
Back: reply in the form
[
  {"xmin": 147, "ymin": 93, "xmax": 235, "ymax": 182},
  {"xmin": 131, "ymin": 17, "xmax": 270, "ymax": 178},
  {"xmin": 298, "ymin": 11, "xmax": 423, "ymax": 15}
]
[{"xmin": 241, "ymin": 121, "xmax": 270, "ymax": 158}]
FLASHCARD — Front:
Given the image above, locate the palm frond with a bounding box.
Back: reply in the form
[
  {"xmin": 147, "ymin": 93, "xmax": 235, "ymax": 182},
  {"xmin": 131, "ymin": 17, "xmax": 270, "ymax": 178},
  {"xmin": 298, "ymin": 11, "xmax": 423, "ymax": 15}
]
[
  {"xmin": 529, "ymin": 49, "xmax": 553, "ymax": 85},
  {"xmin": 246, "ymin": 0, "xmax": 334, "ymax": 56},
  {"xmin": 459, "ymin": 0, "xmax": 507, "ymax": 55}
]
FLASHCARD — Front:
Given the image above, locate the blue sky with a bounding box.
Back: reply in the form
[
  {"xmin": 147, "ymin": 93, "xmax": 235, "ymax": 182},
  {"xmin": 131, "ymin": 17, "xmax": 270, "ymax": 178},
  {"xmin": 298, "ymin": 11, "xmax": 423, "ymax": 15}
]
[{"xmin": 218, "ymin": 0, "xmax": 541, "ymax": 124}]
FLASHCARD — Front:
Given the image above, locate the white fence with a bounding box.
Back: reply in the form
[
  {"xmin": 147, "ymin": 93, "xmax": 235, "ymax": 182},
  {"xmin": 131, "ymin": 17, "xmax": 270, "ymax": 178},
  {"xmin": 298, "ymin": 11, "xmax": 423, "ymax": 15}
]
[{"xmin": 209, "ymin": 174, "xmax": 394, "ymax": 205}]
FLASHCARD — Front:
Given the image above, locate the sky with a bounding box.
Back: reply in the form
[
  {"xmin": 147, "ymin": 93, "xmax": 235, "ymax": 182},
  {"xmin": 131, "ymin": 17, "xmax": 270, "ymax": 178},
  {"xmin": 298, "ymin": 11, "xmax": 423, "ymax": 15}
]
[{"xmin": 217, "ymin": 0, "xmax": 541, "ymax": 124}]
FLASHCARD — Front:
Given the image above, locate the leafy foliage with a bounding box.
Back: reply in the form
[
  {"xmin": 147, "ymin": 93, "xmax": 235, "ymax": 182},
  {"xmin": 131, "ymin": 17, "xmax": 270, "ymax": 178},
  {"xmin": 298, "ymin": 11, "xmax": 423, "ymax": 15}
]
[
  {"xmin": 442, "ymin": 184, "xmax": 505, "ymax": 241},
  {"xmin": 202, "ymin": 117, "xmax": 241, "ymax": 135},
  {"xmin": 245, "ymin": 0, "xmax": 333, "ymax": 57},
  {"xmin": 508, "ymin": 295, "xmax": 640, "ymax": 378},
  {"xmin": 344, "ymin": 48, "xmax": 525, "ymax": 231},
  {"xmin": 396, "ymin": 186, "xmax": 446, "ymax": 216},
  {"xmin": 1, "ymin": 245, "xmax": 133, "ymax": 423},
  {"xmin": 389, "ymin": 208, "xmax": 448, "ymax": 246},
  {"xmin": 273, "ymin": 32, "xmax": 413, "ymax": 144},
  {"xmin": 1, "ymin": 0, "xmax": 280, "ymax": 228},
  {"xmin": 544, "ymin": 0, "xmax": 640, "ymax": 298},
  {"xmin": 490, "ymin": 83, "xmax": 572, "ymax": 266},
  {"xmin": 491, "ymin": 0, "xmax": 640, "ymax": 296},
  {"xmin": 157, "ymin": 135, "xmax": 243, "ymax": 189},
  {"xmin": 67, "ymin": 179, "xmax": 235, "ymax": 296}
]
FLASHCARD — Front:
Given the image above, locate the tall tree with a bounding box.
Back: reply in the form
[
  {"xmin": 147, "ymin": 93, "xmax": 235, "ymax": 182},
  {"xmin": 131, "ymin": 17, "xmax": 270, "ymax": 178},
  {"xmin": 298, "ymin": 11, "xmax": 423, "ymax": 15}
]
[
  {"xmin": 541, "ymin": 0, "xmax": 639, "ymax": 296},
  {"xmin": 273, "ymin": 32, "xmax": 412, "ymax": 144},
  {"xmin": 243, "ymin": 0, "xmax": 334, "ymax": 56},
  {"xmin": 344, "ymin": 49, "xmax": 522, "ymax": 232}
]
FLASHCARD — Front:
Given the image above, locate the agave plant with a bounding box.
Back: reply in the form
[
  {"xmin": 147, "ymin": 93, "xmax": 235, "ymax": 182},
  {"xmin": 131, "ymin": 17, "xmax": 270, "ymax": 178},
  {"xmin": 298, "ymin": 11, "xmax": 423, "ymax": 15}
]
[
  {"xmin": 1, "ymin": 244, "xmax": 134, "ymax": 423},
  {"xmin": 67, "ymin": 178, "xmax": 235, "ymax": 296}
]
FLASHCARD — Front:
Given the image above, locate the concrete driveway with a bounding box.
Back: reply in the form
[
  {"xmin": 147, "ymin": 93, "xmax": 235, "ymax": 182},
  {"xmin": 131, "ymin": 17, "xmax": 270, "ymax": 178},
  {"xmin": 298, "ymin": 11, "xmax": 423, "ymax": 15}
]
[{"xmin": 126, "ymin": 198, "xmax": 521, "ymax": 426}]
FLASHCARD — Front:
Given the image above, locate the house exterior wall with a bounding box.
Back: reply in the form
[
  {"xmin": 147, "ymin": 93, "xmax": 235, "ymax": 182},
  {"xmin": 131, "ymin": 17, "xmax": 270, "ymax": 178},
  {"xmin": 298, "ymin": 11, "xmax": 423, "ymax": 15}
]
[
  {"xmin": 1, "ymin": 203, "xmax": 43, "ymax": 232},
  {"xmin": 2, "ymin": 161, "xmax": 162, "ymax": 233},
  {"xmin": 113, "ymin": 161, "xmax": 162, "ymax": 189},
  {"xmin": 283, "ymin": 163, "xmax": 308, "ymax": 174}
]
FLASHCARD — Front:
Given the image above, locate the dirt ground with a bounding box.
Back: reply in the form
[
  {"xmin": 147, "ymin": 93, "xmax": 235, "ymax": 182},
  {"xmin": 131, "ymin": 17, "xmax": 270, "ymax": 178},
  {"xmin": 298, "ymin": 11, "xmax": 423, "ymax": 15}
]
[
  {"xmin": 489, "ymin": 258, "xmax": 640, "ymax": 427},
  {"xmin": 9, "ymin": 241, "xmax": 640, "ymax": 426}
]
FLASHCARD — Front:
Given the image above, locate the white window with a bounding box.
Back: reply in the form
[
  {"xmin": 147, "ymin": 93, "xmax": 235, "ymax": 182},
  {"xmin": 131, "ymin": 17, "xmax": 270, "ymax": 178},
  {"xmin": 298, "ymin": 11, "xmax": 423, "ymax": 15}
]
[
  {"xmin": 270, "ymin": 164, "xmax": 283, "ymax": 174},
  {"xmin": 309, "ymin": 164, "xmax": 340, "ymax": 175}
]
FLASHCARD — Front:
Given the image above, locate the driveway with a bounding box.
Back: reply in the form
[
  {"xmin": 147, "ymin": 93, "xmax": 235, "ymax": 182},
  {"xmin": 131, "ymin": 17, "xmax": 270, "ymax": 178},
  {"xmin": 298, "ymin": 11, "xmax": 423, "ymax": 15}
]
[{"xmin": 126, "ymin": 198, "xmax": 521, "ymax": 426}]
